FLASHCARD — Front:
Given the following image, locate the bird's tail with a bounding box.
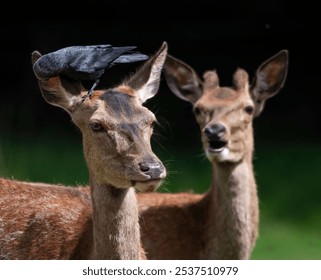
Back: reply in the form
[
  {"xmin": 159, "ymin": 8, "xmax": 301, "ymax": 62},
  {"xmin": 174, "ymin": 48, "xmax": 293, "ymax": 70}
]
[
  {"xmin": 105, "ymin": 46, "xmax": 149, "ymax": 67},
  {"xmin": 112, "ymin": 52, "xmax": 149, "ymax": 65}
]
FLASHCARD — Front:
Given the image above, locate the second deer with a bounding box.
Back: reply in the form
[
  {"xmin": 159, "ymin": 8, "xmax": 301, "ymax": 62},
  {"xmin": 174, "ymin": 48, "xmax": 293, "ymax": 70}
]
[{"xmin": 139, "ymin": 50, "xmax": 288, "ymax": 259}]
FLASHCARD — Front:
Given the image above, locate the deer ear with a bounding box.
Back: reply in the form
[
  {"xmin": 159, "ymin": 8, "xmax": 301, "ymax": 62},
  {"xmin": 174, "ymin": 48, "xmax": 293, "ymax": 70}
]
[
  {"xmin": 125, "ymin": 41, "xmax": 168, "ymax": 104},
  {"xmin": 251, "ymin": 50, "xmax": 289, "ymax": 116},
  {"xmin": 31, "ymin": 51, "xmax": 84, "ymax": 113},
  {"xmin": 163, "ymin": 54, "xmax": 203, "ymax": 104}
]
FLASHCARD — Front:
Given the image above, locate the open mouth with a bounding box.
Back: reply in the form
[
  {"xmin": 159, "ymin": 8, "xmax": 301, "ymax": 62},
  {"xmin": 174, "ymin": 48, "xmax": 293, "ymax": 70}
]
[{"xmin": 208, "ymin": 140, "xmax": 227, "ymax": 153}]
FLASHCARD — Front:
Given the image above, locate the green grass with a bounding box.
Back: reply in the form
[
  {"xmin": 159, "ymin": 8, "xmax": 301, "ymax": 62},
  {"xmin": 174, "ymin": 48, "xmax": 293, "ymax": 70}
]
[
  {"xmin": 0, "ymin": 132, "xmax": 88, "ymax": 186},
  {"xmin": 1, "ymin": 134, "xmax": 321, "ymax": 259},
  {"xmin": 252, "ymin": 214, "xmax": 321, "ymax": 259}
]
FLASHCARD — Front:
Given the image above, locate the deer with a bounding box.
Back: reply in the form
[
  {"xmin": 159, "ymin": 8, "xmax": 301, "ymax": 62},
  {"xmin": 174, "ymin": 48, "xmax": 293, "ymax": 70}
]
[
  {"xmin": 138, "ymin": 50, "xmax": 289, "ymax": 259},
  {"xmin": 0, "ymin": 42, "xmax": 168, "ymax": 260},
  {"xmin": 0, "ymin": 48, "xmax": 288, "ymax": 260}
]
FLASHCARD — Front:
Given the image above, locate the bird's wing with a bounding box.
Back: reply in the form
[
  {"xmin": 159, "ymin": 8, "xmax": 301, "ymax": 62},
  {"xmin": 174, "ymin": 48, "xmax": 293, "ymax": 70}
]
[
  {"xmin": 111, "ymin": 52, "xmax": 150, "ymax": 65},
  {"xmin": 33, "ymin": 45, "xmax": 149, "ymax": 81}
]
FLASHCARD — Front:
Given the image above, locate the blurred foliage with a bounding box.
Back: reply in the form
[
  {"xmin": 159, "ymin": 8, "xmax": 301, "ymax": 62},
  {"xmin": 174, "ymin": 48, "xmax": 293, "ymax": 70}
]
[
  {"xmin": 252, "ymin": 214, "xmax": 321, "ymax": 259},
  {"xmin": 0, "ymin": 131, "xmax": 88, "ymax": 186}
]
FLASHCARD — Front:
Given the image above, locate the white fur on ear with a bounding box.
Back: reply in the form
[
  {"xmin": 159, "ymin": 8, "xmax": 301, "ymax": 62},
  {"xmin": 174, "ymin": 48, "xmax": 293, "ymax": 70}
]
[
  {"xmin": 137, "ymin": 43, "xmax": 168, "ymax": 103},
  {"xmin": 37, "ymin": 76, "xmax": 83, "ymax": 114},
  {"xmin": 163, "ymin": 54, "xmax": 203, "ymax": 104},
  {"xmin": 251, "ymin": 50, "xmax": 289, "ymax": 117}
]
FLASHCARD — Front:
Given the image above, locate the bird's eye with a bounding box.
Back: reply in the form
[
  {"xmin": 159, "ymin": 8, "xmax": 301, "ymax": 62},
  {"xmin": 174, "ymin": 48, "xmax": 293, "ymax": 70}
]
[
  {"xmin": 244, "ymin": 105, "xmax": 254, "ymax": 115},
  {"xmin": 90, "ymin": 122, "xmax": 104, "ymax": 132},
  {"xmin": 194, "ymin": 107, "xmax": 201, "ymax": 115}
]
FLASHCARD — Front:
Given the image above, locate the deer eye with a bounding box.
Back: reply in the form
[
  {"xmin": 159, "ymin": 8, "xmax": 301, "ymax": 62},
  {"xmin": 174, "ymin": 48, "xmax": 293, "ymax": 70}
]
[
  {"xmin": 150, "ymin": 120, "xmax": 156, "ymax": 129},
  {"xmin": 90, "ymin": 122, "xmax": 104, "ymax": 132},
  {"xmin": 244, "ymin": 105, "xmax": 254, "ymax": 115}
]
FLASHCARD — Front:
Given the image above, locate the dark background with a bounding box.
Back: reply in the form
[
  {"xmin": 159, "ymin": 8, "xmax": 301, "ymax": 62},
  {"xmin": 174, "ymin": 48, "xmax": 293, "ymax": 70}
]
[
  {"xmin": 0, "ymin": 1, "xmax": 320, "ymax": 259},
  {"xmin": 0, "ymin": 2, "xmax": 320, "ymax": 145}
]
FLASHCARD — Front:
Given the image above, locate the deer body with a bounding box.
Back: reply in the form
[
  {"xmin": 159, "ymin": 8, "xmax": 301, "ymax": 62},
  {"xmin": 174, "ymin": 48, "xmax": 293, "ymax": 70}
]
[
  {"xmin": 0, "ymin": 179, "xmax": 92, "ymax": 259},
  {"xmin": 0, "ymin": 42, "xmax": 168, "ymax": 260}
]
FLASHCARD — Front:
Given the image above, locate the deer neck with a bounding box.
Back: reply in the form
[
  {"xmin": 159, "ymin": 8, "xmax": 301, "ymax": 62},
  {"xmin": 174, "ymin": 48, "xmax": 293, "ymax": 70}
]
[
  {"xmin": 90, "ymin": 182, "xmax": 141, "ymax": 260},
  {"xmin": 203, "ymin": 152, "xmax": 258, "ymax": 259}
]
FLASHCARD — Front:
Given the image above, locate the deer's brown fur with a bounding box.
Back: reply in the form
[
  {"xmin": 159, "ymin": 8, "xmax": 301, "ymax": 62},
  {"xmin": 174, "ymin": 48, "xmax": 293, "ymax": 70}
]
[
  {"xmin": 138, "ymin": 50, "xmax": 288, "ymax": 259},
  {"xmin": 0, "ymin": 49, "xmax": 288, "ymax": 260},
  {"xmin": 0, "ymin": 42, "xmax": 168, "ymax": 260}
]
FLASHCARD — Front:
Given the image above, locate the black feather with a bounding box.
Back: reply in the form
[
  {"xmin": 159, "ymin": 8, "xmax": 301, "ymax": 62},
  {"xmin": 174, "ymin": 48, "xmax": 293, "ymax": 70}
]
[{"xmin": 33, "ymin": 44, "xmax": 149, "ymax": 81}]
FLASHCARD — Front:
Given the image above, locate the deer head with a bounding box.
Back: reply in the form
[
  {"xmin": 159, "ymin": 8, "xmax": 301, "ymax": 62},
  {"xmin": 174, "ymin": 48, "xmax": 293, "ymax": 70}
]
[
  {"xmin": 31, "ymin": 42, "xmax": 168, "ymax": 192},
  {"xmin": 164, "ymin": 50, "xmax": 288, "ymax": 163}
]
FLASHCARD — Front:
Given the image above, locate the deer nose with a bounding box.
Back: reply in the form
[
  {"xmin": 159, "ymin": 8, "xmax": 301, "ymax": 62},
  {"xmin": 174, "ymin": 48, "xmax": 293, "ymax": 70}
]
[
  {"xmin": 139, "ymin": 161, "xmax": 165, "ymax": 179},
  {"xmin": 204, "ymin": 124, "xmax": 226, "ymax": 140}
]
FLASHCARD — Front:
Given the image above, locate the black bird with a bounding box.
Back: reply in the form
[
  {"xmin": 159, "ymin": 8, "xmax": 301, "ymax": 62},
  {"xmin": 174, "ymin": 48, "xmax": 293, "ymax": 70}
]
[{"xmin": 32, "ymin": 44, "xmax": 149, "ymax": 97}]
